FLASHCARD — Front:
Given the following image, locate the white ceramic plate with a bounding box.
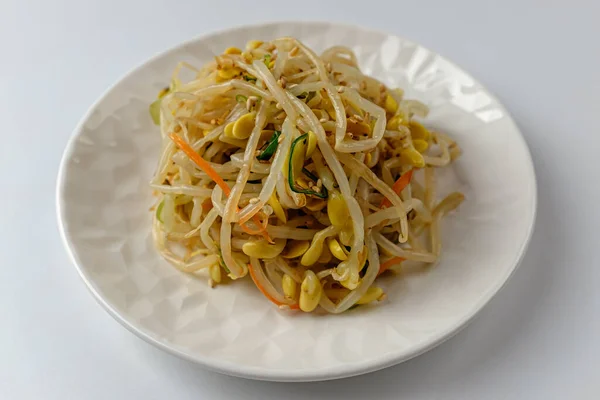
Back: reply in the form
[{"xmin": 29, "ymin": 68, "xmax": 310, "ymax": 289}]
[{"xmin": 57, "ymin": 22, "xmax": 536, "ymax": 382}]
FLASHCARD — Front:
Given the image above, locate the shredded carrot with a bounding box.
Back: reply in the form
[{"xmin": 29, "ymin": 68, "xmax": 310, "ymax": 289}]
[
  {"xmin": 168, "ymin": 133, "xmax": 272, "ymax": 242},
  {"xmin": 378, "ymin": 256, "xmax": 405, "ymax": 275},
  {"xmin": 247, "ymin": 263, "xmax": 300, "ymax": 310},
  {"xmin": 169, "ymin": 133, "xmax": 231, "ymax": 195},
  {"xmin": 381, "ymin": 169, "xmax": 414, "ymax": 208}
]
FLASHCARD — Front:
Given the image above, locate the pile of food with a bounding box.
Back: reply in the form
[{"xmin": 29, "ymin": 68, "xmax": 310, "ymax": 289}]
[{"xmin": 149, "ymin": 37, "xmax": 463, "ymax": 313}]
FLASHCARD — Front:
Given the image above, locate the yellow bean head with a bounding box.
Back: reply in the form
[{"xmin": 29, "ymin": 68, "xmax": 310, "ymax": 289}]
[
  {"xmin": 327, "ymin": 191, "xmax": 349, "ymax": 228},
  {"xmin": 210, "ymin": 264, "xmax": 221, "ymax": 284},
  {"xmin": 356, "ymin": 286, "xmax": 384, "ymax": 305},
  {"xmin": 413, "ymin": 139, "xmax": 429, "ymax": 153},
  {"xmin": 386, "ymin": 114, "xmax": 403, "ymax": 130},
  {"xmin": 299, "ymin": 270, "xmax": 323, "ymax": 312},
  {"xmin": 305, "ymin": 131, "xmax": 318, "ymax": 159},
  {"xmin": 268, "ymin": 193, "xmax": 287, "ymax": 223},
  {"xmin": 241, "ymin": 51, "xmax": 253, "ymax": 63},
  {"xmin": 224, "ymin": 121, "xmax": 235, "ymax": 138},
  {"xmin": 327, "ymin": 238, "xmax": 348, "ymax": 261},
  {"xmin": 401, "ymin": 148, "xmax": 425, "ymax": 168},
  {"xmin": 341, "ymin": 278, "xmax": 359, "ymax": 290},
  {"xmin": 224, "ymin": 47, "xmax": 242, "ymax": 55},
  {"xmin": 217, "ymin": 67, "xmax": 242, "ymax": 81},
  {"xmin": 242, "ymin": 239, "xmax": 286, "ymax": 259},
  {"xmin": 409, "ymin": 120, "xmax": 431, "ymax": 141},
  {"xmin": 282, "ymin": 274, "xmax": 298, "ymax": 301},
  {"xmin": 282, "ymin": 240, "xmax": 310, "ymax": 259},
  {"xmin": 384, "ymin": 94, "xmax": 399, "ymax": 114},
  {"xmin": 334, "ymin": 261, "xmax": 359, "ymax": 290},
  {"xmin": 246, "ymin": 40, "xmax": 263, "ymax": 50},
  {"xmin": 300, "ymin": 238, "xmax": 324, "ymax": 266},
  {"xmin": 232, "ymin": 113, "xmax": 256, "ymax": 139}
]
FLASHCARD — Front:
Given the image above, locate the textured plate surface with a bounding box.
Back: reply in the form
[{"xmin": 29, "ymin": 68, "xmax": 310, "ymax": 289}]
[{"xmin": 56, "ymin": 22, "xmax": 536, "ymax": 381}]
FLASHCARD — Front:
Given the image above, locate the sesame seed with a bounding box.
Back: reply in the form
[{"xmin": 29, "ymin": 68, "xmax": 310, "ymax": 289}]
[
  {"xmin": 337, "ymin": 86, "xmax": 345, "ymax": 93},
  {"xmin": 319, "ymin": 118, "xmax": 327, "ymax": 123},
  {"xmin": 277, "ymin": 135, "xmax": 284, "ymax": 143},
  {"xmin": 289, "ymin": 46, "xmax": 299, "ymax": 57},
  {"xmin": 249, "ymin": 197, "xmax": 260, "ymax": 204},
  {"xmin": 353, "ymin": 114, "xmax": 363, "ymax": 122},
  {"xmin": 276, "ymin": 103, "xmax": 283, "ymax": 110}
]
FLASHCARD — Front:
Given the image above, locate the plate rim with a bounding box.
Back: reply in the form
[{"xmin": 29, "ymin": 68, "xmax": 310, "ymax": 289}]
[{"xmin": 56, "ymin": 20, "xmax": 538, "ymax": 382}]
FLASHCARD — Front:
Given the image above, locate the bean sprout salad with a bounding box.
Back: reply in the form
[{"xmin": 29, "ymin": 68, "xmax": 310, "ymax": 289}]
[{"xmin": 150, "ymin": 37, "xmax": 464, "ymax": 313}]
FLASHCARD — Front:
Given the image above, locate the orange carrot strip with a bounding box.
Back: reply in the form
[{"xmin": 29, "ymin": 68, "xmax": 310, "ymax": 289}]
[
  {"xmin": 378, "ymin": 256, "xmax": 405, "ymax": 275},
  {"xmin": 169, "ymin": 133, "xmax": 231, "ymax": 195},
  {"xmin": 247, "ymin": 263, "xmax": 300, "ymax": 310},
  {"xmin": 381, "ymin": 169, "xmax": 414, "ymax": 208},
  {"xmin": 168, "ymin": 133, "xmax": 272, "ymax": 242}
]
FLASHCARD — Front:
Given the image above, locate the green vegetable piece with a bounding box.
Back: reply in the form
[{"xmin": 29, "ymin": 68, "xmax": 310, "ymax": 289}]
[
  {"xmin": 287, "ymin": 134, "xmax": 328, "ymax": 199},
  {"xmin": 257, "ymin": 131, "xmax": 281, "ymax": 161}
]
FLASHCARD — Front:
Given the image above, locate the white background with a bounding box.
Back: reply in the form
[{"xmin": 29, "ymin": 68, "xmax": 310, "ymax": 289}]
[{"xmin": 1, "ymin": 0, "xmax": 599, "ymax": 398}]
